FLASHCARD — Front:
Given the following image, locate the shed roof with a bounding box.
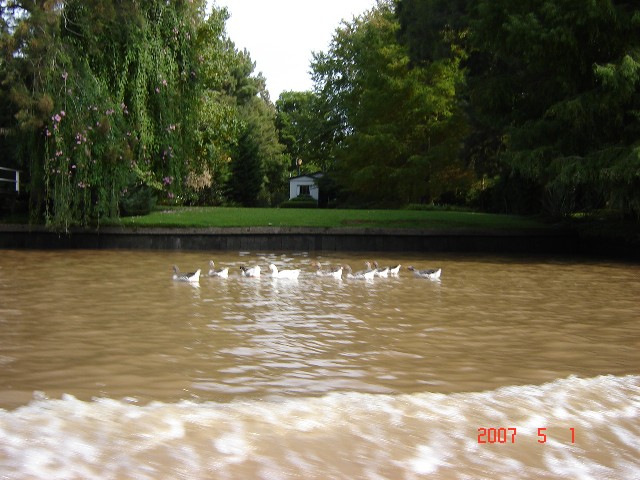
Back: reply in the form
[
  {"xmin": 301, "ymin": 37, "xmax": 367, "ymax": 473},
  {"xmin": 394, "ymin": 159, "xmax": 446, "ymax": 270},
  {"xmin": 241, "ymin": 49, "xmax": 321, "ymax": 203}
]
[{"xmin": 289, "ymin": 171, "xmax": 324, "ymax": 181}]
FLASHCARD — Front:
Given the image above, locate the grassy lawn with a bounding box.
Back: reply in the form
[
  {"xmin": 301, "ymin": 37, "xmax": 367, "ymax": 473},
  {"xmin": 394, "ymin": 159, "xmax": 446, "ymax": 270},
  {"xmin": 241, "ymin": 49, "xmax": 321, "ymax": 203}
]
[{"xmin": 106, "ymin": 206, "xmax": 550, "ymax": 230}]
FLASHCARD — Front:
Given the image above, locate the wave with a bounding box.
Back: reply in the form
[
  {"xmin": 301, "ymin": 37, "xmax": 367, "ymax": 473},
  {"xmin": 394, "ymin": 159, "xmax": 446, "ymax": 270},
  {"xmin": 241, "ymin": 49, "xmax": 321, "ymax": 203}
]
[{"xmin": 1, "ymin": 374, "xmax": 639, "ymax": 479}]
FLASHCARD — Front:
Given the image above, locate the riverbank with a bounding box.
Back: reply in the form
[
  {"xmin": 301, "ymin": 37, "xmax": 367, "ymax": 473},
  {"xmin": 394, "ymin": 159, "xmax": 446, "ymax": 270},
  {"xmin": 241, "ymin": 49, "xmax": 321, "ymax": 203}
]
[{"xmin": 1, "ymin": 206, "xmax": 638, "ymax": 260}]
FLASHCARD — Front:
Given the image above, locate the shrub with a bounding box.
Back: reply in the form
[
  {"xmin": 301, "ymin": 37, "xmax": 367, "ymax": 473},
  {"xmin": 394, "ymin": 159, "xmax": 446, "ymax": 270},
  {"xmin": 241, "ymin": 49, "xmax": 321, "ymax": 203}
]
[
  {"xmin": 279, "ymin": 194, "xmax": 317, "ymax": 209},
  {"xmin": 120, "ymin": 184, "xmax": 157, "ymax": 217}
]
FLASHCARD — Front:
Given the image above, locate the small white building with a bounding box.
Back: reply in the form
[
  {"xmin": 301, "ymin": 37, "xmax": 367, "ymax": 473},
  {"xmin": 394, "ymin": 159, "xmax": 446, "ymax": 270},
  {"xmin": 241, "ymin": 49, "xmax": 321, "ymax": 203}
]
[{"xmin": 289, "ymin": 172, "xmax": 323, "ymax": 201}]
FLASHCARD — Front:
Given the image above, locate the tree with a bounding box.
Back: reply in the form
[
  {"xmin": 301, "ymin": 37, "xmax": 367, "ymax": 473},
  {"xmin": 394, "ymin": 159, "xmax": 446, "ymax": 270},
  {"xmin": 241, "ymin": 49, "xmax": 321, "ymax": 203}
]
[
  {"xmin": 0, "ymin": 0, "xmax": 292, "ymax": 220},
  {"xmin": 397, "ymin": 0, "xmax": 469, "ymax": 65},
  {"xmin": 225, "ymin": 49, "xmax": 287, "ymax": 207},
  {"xmin": 188, "ymin": 7, "xmax": 242, "ymax": 205},
  {"xmin": 275, "ymin": 90, "xmax": 334, "ymax": 174},
  {"xmin": 311, "ymin": 0, "xmax": 470, "ymax": 205},
  {"xmin": 227, "ymin": 118, "xmax": 263, "ymax": 207},
  {"xmin": 468, "ymin": 0, "xmax": 640, "ymax": 216},
  {"xmin": 1, "ymin": 0, "xmax": 206, "ymax": 229}
]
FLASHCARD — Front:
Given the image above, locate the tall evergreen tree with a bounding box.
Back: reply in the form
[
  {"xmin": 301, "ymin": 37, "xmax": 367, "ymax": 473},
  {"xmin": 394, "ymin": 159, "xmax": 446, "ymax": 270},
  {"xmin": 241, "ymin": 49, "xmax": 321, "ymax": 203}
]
[
  {"xmin": 227, "ymin": 122, "xmax": 263, "ymax": 207},
  {"xmin": 225, "ymin": 50, "xmax": 286, "ymax": 207}
]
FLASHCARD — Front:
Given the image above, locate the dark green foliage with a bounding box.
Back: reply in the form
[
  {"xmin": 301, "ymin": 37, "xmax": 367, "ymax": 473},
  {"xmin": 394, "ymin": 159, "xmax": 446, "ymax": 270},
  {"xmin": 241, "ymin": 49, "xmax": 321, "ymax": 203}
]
[
  {"xmin": 120, "ymin": 183, "xmax": 157, "ymax": 217},
  {"xmin": 279, "ymin": 195, "xmax": 318, "ymax": 209},
  {"xmin": 397, "ymin": 0, "xmax": 469, "ymax": 63},
  {"xmin": 227, "ymin": 126, "xmax": 264, "ymax": 207},
  {"xmin": 275, "ymin": 91, "xmax": 334, "ymax": 174},
  {"xmin": 2, "ymin": 0, "xmax": 639, "ymax": 225},
  {"xmin": 467, "ymin": 0, "xmax": 640, "ymax": 217},
  {"xmin": 0, "ymin": 0, "xmax": 206, "ymax": 229},
  {"xmin": 397, "ymin": 0, "xmax": 640, "ymax": 220},
  {"xmin": 222, "ymin": 50, "xmax": 287, "ymax": 208},
  {"xmin": 0, "ymin": 1, "xmax": 287, "ymax": 227},
  {"xmin": 311, "ymin": 0, "xmax": 471, "ymax": 206},
  {"xmin": 226, "ymin": 97, "xmax": 286, "ymax": 207}
]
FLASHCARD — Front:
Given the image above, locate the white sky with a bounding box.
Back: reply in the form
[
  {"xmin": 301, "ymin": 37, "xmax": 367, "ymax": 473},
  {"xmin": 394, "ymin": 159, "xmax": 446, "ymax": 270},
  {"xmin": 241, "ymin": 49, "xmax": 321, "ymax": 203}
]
[{"xmin": 211, "ymin": 0, "xmax": 376, "ymax": 100}]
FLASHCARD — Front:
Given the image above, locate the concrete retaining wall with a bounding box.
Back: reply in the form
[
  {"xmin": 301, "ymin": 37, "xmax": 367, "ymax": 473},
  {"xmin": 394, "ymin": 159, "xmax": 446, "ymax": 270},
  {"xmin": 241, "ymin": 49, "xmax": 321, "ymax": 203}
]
[{"xmin": 0, "ymin": 225, "xmax": 579, "ymax": 254}]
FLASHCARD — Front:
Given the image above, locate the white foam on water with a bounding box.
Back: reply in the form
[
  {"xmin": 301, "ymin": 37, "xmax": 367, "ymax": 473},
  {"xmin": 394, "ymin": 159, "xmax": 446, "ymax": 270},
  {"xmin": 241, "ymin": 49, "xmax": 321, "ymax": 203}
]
[
  {"xmin": 0, "ymin": 374, "xmax": 638, "ymax": 479},
  {"xmin": 543, "ymin": 439, "xmax": 615, "ymax": 480},
  {"xmin": 407, "ymin": 444, "xmax": 450, "ymax": 475},
  {"xmin": 611, "ymin": 424, "xmax": 640, "ymax": 451},
  {"xmin": 214, "ymin": 431, "xmax": 249, "ymax": 459}
]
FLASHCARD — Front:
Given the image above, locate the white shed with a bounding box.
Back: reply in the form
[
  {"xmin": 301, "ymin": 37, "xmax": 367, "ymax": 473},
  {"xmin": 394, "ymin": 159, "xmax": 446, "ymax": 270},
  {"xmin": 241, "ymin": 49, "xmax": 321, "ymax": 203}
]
[{"xmin": 289, "ymin": 172, "xmax": 323, "ymax": 201}]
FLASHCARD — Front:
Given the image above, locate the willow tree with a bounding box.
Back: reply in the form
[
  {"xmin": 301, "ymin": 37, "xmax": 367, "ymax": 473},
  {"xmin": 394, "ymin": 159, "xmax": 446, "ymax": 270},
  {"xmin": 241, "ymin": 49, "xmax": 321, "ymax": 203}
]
[
  {"xmin": 311, "ymin": 0, "xmax": 469, "ymax": 205},
  {"xmin": 1, "ymin": 0, "xmax": 206, "ymax": 229}
]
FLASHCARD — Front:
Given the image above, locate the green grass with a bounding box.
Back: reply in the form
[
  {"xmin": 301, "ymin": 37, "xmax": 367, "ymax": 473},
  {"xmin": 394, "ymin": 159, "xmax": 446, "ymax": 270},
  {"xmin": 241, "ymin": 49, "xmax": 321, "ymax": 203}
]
[{"xmin": 106, "ymin": 206, "xmax": 549, "ymax": 230}]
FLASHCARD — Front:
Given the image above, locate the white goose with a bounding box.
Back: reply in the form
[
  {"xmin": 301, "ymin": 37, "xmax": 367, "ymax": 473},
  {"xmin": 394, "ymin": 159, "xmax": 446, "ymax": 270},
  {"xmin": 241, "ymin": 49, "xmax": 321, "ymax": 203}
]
[
  {"xmin": 408, "ymin": 266, "xmax": 441, "ymax": 280},
  {"xmin": 208, "ymin": 260, "xmax": 229, "ymax": 278},
  {"xmin": 371, "ymin": 261, "xmax": 389, "ymax": 277},
  {"xmin": 269, "ymin": 263, "xmax": 301, "ymax": 279},
  {"xmin": 345, "ymin": 264, "xmax": 376, "ymax": 280},
  {"xmin": 240, "ymin": 265, "xmax": 261, "ymax": 277},
  {"xmin": 388, "ymin": 264, "xmax": 402, "ymax": 276},
  {"xmin": 373, "ymin": 261, "xmax": 401, "ymax": 276},
  {"xmin": 313, "ymin": 262, "xmax": 343, "ymax": 279},
  {"xmin": 172, "ymin": 265, "xmax": 201, "ymax": 283}
]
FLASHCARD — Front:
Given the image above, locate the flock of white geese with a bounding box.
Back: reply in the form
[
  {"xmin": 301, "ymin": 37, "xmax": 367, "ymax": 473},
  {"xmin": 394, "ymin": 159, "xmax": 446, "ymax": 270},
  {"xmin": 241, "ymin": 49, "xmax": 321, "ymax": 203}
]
[{"xmin": 172, "ymin": 260, "xmax": 442, "ymax": 283}]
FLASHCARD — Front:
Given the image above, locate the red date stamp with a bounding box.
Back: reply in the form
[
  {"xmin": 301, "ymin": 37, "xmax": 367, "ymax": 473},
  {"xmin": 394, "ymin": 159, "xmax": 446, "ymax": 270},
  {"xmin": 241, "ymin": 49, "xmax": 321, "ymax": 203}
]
[{"xmin": 477, "ymin": 427, "xmax": 575, "ymax": 444}]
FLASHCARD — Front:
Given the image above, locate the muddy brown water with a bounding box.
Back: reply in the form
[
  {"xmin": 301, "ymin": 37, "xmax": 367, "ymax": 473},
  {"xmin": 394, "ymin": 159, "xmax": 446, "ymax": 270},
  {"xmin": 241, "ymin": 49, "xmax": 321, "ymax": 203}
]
[{"xmin": 1, "ymin": 250, "xmax": 638, "ymax": 479}]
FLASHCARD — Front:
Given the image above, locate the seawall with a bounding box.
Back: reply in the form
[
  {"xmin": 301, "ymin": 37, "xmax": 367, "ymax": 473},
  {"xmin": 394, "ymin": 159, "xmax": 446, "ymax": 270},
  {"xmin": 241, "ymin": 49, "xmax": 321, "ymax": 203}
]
[{"xmin": 0, "ymin": 224, "xmax": 580, "ymax": 254}]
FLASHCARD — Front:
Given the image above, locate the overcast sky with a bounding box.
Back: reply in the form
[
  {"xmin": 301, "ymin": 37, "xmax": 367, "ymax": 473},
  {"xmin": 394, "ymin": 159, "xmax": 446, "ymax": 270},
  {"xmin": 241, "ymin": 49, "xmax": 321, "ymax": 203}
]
[{"xmin": 211, "ymin": 0, "xmax": 375, "ymax": 100}]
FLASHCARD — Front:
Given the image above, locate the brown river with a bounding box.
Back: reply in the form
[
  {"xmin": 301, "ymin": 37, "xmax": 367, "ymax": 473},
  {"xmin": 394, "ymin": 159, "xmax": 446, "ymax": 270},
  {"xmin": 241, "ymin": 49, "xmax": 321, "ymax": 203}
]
[{"xmin": 0, "ymin": 249, "xmax": 638, "ymax": 479}]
